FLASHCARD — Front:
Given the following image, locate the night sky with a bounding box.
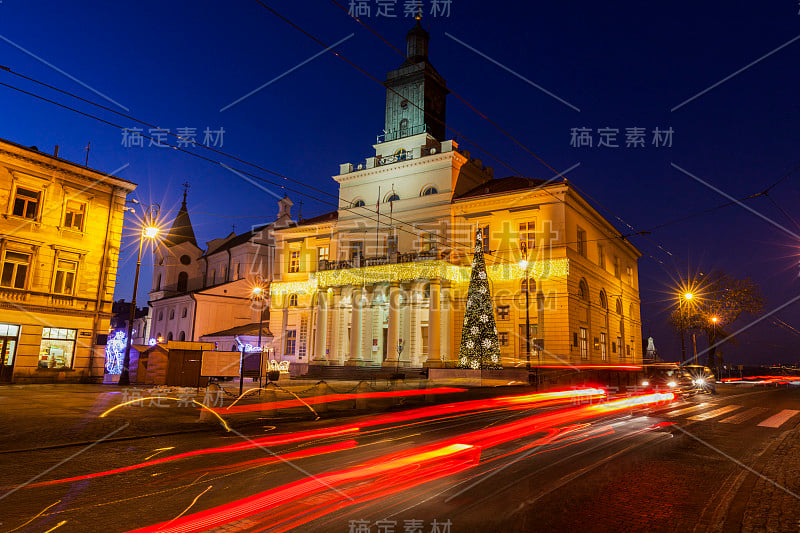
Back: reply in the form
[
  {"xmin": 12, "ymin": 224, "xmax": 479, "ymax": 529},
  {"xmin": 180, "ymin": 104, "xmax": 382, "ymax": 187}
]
[{"xmin": 2, "ymin": 1, "xmax": 799, "ymax": 364}]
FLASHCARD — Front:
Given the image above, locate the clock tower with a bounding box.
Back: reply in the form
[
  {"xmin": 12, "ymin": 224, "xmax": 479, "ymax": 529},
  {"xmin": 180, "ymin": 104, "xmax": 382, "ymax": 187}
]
[{"xmin": 383, "ymin": 20, "xmax": 449, "ymax": 142}]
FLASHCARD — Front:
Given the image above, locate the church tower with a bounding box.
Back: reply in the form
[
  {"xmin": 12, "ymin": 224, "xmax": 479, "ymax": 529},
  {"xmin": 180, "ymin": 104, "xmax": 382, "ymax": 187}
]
[{"xmin": 383, "ymin": 19, "xmax": 449, "ymax": 142}]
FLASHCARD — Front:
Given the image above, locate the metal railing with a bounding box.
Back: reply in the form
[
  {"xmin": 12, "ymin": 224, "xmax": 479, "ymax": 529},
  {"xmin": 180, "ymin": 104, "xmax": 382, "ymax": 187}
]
[
  {"xmin": 376, "ymin": 123, "xmax": 427, "ymax": 144},
  {"xmin": 317, "ymin": 250, "xmax": 441, "ymax": 272}
]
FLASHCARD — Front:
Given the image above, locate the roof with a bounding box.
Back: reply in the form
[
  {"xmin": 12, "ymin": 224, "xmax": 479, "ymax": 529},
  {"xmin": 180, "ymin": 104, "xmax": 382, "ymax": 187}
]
[
  {"xmin": 164, "ymin": 193, "xmax": 197, "ymax": 247},
  {"xmin": 297, "ymin": 210, "xmax": 338, "ymax": 226},
  {"xmin": 201, "ymin": 322, "xmax": 274, "ymax": 338},
  {"xmin": 454, "ymin": 176, "xmax": 560, "ymax": 200},
  {"xmin": 201, "ymin": 224, "xmax": 269, "ymax": 258}
]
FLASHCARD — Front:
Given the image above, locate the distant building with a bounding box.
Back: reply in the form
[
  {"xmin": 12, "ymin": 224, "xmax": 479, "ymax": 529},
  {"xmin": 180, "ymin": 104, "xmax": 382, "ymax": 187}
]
[
  {"xmin": 147, "ymin": 192, "xmax": 292, "ymax": 357},
  {"xmin": 265, "ymin": 22, "xmax": 643, "ymax": 369},
  {"xmin": 0, "ymin": 139, "xmax": 136, "ymax": 383}
]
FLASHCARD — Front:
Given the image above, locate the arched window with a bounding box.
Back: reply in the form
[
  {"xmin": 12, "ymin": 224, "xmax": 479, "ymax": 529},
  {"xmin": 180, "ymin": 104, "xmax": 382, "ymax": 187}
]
[
  {"xmin": 182, "ymin": 307, "xmax": 187, "ymax": 318},
  {"xmin": 177, "ymin": 271, "xmax": 188, "ymax": 292},
  {"xmin": 421, "ymin": 186, "xmax": 438, "ymax": 196},
  {"xmin": 616, "ymin": 298, "xmax": 623, "ymax": 315},
  {"xmin": 288, "ymin": 294, "xmax": 298, "ymax": 307},
  {"xmin": 599, "ymin": 290, "xmax": 608, "ymax": 310},
  {"xmin": 169, "ymin": 309, "xmax": 175, "ymax": 320},
  {"xmin": 158, "ymin": 310, "xmax": 164, "ymax": 321},
  {"xmin": 393, "ymin": 148, "xmax": 408, "ymax": 161},
  {"xmin": 352, "ymin": 199, "xmax": 365, "ymax": 208},
  {"xmin": 386, "ymin": 193, "xmax": 400, "ymax": 203},
  {"xmin": 423, "ymin": 283, "xmax": 431, "ymax": 300},
  {"xmin": 231, "ymin": 344, "xmax": 238, "ymax": 351},
  {"xmin": 178, "ymin": 331, "xmax": 185, "ymax": 341},
  {"xmin": 167, "ymin": 332, "xmax": 173, "ymax": 341},
  {"xmin": 578, "ymin": 279, "xmax": 589, "ymax": 301}
]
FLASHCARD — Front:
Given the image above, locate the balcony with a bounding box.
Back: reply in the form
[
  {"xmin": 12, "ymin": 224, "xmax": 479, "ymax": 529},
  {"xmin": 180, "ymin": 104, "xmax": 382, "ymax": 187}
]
[
  {"xmin": 376, "ymin": 124, "xmax": 427, "ymax": 144},
  {"xmin": 317, "ymin": 250, "xmax": 442, "ymax": 272}
]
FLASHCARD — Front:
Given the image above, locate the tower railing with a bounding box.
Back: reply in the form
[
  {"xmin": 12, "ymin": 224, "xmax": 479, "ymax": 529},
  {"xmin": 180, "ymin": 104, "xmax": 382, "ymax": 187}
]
[{"xmin": 376, "ymin": 123, "xmax": 427, "ymax": 144}]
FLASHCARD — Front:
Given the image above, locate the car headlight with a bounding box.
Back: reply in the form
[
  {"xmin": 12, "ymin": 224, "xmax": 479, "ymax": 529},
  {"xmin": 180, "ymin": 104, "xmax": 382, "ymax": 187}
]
[
  {"xmin": 667, "ymin": 381, "xmax": 677, "ymax": 388},
  {"xmin": 641, "ymin": 380, "xmax": 649, "ymax": 386},
  {"xmin": 695, "ymin": 378, "xmax": 706, "ymax": 386}
]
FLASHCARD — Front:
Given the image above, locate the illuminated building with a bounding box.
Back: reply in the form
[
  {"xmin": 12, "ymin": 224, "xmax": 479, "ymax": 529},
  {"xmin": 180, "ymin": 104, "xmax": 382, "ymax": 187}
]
[
  {"xmin": 266, "ymin": 22, "xmax": 643, "ymax": 369},
  {"xmin": 146, "ymin": 192, "xmax": 291, "ymax": 364},
  {"xmin": 0, "ymin": 139, "xmax": 136, "ymax": 382}
]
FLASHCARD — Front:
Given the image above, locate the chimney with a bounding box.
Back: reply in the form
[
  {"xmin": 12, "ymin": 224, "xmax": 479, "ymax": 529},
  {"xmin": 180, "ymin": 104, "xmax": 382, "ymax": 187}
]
[{"xmin": 54, "ymin": 145, "xmax": 60, "ymax": 157}]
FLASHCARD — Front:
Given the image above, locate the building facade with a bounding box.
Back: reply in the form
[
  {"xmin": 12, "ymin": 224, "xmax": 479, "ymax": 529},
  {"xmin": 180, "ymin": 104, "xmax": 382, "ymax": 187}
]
[
  {"xmin": 0, "ymin": 139, "xmax": 136, "ymax": 383},
  {"xmin": 266, "ymin": 23, "xmax": 643, "ymax": 369},
  {"xmin": 147, "ymin": 193, "xmax": 292, "ymax": 355}
]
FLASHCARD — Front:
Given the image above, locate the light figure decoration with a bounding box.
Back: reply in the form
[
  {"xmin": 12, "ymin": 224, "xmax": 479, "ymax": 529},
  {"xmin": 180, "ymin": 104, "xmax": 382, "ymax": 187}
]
[{"xmin": 105, "ymin": 331, "xmax": 127, "ymax": 374}]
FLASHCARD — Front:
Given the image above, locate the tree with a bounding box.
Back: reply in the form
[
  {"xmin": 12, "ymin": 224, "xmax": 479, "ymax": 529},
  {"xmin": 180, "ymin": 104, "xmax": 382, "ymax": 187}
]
[
  {"xmin": 670, "ymin": 271, "xmax": 764, "ymax": 369},
  {"xmin": 458, "ymin": 228, "xmax": 502, "ymax": 369}
]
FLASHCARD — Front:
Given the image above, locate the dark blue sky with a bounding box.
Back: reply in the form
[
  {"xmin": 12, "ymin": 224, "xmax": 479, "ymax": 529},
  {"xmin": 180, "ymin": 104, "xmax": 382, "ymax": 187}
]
[{"xmin": 2, "ymin": 1, "xmax": 799, "ymax": 364}]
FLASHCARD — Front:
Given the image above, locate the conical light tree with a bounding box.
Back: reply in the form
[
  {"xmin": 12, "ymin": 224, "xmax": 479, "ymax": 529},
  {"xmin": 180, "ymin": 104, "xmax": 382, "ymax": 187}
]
[{"xmin": 458, "ymin": 228, "xmax": 502, "ymax": 369}]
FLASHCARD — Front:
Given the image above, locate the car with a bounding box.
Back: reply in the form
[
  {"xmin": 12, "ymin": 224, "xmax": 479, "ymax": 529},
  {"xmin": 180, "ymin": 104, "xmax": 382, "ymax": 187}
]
[
  {"xmin": 682, "ymin": 365, "xmax": 717, "ymax": 394},
  {"xmin": 641, "ymin": 363, "xmax": 694, "ymax": 396}
]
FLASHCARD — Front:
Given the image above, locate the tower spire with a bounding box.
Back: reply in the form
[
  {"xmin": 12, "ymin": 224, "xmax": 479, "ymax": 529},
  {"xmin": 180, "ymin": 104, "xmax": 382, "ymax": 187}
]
[{"xmin": 181, "ymin": 181, "xmax": 190, "ymax": 206}]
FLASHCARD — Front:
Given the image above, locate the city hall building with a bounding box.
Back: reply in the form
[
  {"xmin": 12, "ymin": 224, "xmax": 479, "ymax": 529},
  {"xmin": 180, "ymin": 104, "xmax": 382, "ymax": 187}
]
[
  {"xmin": 266, "ymin": 23, "xmax": 643, "ymax": 369},
  {"xmin": 0, "ymin": 139, "xmax": 136, "ymax": 383}
]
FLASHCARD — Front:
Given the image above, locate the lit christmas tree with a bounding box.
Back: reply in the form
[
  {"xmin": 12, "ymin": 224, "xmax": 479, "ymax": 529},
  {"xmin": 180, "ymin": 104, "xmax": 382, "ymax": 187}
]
[{"xmin": 458, "ymin": 228, "xmax": 502, "ymax": 369}]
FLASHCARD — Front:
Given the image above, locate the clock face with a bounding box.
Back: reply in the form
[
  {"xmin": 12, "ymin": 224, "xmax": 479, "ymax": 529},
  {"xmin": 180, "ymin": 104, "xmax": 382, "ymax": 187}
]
[{"xmin": 400, "ymin": 99, "xmax": 409, "ymax": 110}]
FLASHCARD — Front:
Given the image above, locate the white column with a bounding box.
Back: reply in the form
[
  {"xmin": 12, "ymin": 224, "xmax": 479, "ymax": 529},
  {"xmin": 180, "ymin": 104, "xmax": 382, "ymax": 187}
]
[
  {"xmin": 347, "ymin": 288, "xmax": 363, "ymax": 365},
  {"xmin": 384, "ymin": 282, "xmax": 400, "ymax": 367},
  {"xmin": 440, "ymin": 282, "xmax": 451, "ymax": 365},
  {"xmin": 329, "ymin": 288, "xmax": 341, "ymax": 365},
  {"xmin": 313, "ymin": 290, "xmax": 328, "ymax": 364},
  {"xmin": 427, "ymin": 279, "xmax": 441, "ymax": 367},
  {"xmin": 361, "ymin": 286, "xmax": 374, "ymax": 364}
]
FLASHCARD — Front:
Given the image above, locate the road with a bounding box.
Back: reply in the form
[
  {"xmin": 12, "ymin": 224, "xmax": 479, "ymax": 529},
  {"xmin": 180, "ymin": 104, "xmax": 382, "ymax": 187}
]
[{"xmin": 1, "ymin": 385, "xmax": 798, "ymax": 533}]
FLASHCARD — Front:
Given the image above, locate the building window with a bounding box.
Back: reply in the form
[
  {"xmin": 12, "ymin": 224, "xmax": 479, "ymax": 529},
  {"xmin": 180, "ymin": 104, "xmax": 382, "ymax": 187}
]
[
  {"xmin": 617, "ymin": 336, "xmax": 623, "ymax": 357},
  {"xmin": 497, "ymin": 305, "xmax": 510, "ymax": 320},
  {"xmin": 420, "ymin": 231, "xmax": 436, "ymax": 252},
  {"xmin": 317, "ymin": 246, "xmax": 329, "ymax": 269},
  {"xmin": 627, "ymin": 266, "xmax": 633, "ymax": 285},
  {"xmin": 53, "ymin": 259, "xmax": 77, "ymax": 295},
  {"xmin": 350, "ymin": 241, "xmax": 363, "ymax": 262},
  {"xmin": 599, "ymin": 290, "xmax": 608, "ymax": 310},
  {"xmin": 167, "ymin": 332, "xmax": 173, "ymax": 341},
  {"xmin": 611, "ymin": 341, "xmax": 617, "ymax": 353},
  {"xmin": 477, "ymin": 224, "xmax": 489, "ymax": 253},
  {"xmin": 616, "ymin": 298, "xmax": 623, "ymax": 315},
  {"xmin": 600, "ymin": 332, "xmax": 607, "ymax": 360},
  {"xmin": 288, "ymin": 251, "xmax": 300, "ymax": 273},
  {"xmin": 284, "ymin": 329, "xmax": 297, "ymax": 356},
  {"xmin": 577, "ymin": 227, "xmax": 587, "ymax": 257},
  {"xmin": 1, "ymin": 251, "xmax": 30, "ymax": 289},
  {"xmin": 182, "ymin": 307, "xmax": 187, "ymax": 318},
  {"xmin": 158, "ymin": 310, "xmax": 164, "ymax": 321},
  {"xmin": 38, "ymin": 327, "xmax": 76, "ymax": 369},
  {"xmin": 298, "ymin": 315, "xmax": 308, "ymax": 359},
  {"xmin": 288, "ymin": 294, "xmax": 298, "ymax": 307},
  {"xmin": 169, "ymin": 309, "xmax": 175, "ymax": 320},
  {"xmin": 598, "ymin": 245, "xmax": 606, "ymax": 269},
  {"xmin": 399, "ymin": 119, "xmax": 409, "ymax": 136},
  {"xmin": 64, "ymin": 201, "xmax": 85, "ymax": 231},
  {"xmin": 180, "ymin": 255, "xmax": 191, "ymax": 265},
  {"xmin": 421, "ymin": 186, "xmax": 438, "ymax": 196},
  {"xmin": 352, "ymin": 199, "xmax": 366, "ymax": 208},
  {"xmin": 614, "ymin": 256, "xmax": 620, "ymax": 278},
  {"xmin": 386, "ymin": 193, "xmax": 400, "ymax": 203},
  {"xmin": 578, "ymin": 279, "xmax": 589, "ymax": 301},
  {"xmin": 519, "ymin": 221, "xmax": 535, "ymax": 257},
  {"xmin": 156, "ymin": 273, "xmax": 162, "ymax": 290},
  {"xmin": 573, "ymin": 332, "xmax": 579, "ymax": 347},
  {"xmin": 580, "ymin": 327, "xmax": 588, "ymax": 359},
  {"xmin": 12, "ymin": 187, "xmax": 40, "ymax": 220},
  {"xmin": 178, "ymin": 331, "xmax": 186, "ymax": 341},
  {"xmin": 177, "ymin": 272, "xmax": 188, "ymax": 293},
  {"xmin": 498, "ymin": 332, "xmax": 509, "ymax": 346}
]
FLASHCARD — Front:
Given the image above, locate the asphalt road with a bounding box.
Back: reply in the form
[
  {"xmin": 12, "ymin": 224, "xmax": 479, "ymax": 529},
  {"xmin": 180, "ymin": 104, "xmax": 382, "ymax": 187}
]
[{"xmin": 1, "ymin": 385, "xmax": 798, "ymax": 533}]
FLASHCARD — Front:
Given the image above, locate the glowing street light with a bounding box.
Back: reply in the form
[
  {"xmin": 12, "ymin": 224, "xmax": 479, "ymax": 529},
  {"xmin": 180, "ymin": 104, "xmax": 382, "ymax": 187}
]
[
  {"xmin": 684, "ymin": 292, "xmax": 694, "ymax": 301},
  {"xmin": 119, "ymin": 203, "xmax": 160, "ymax": 386}
]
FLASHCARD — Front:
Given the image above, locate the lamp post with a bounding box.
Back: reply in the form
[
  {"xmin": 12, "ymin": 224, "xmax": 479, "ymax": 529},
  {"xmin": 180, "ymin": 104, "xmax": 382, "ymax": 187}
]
[
  {"xmin": 678, "ymin": 291, "xmax": 693, "ymax": 363},
  {"xmin": 710, "ymin": 316, "xmax": 718, "ymax": 372},
  {"xmin": 519, "ymin": 261, "xmax": 531, "ymax": 372},
  {"xmin": 119, "ymin": 203, "xmax": 160, "ymax": 386},
  {"xmin": 252, "ymin": 285, "xmax": 265, "ymax": 389}
]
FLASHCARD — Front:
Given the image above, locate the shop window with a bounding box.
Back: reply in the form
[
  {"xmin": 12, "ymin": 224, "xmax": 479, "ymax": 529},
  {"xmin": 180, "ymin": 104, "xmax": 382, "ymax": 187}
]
[
  {"xmin": 12, "ymin": 187, "xmax": 40, "ymax": 220},
  {"xmin": 64, "ymin": 201, "xmax": 85, "ymax": 231},
  {"xmin": 496, "ymin": 305, "xmax": 510, "ymax": 320},
  {"xmin": 38, "ymin": 328, "xmax": 76, "ymax": 369},
  {"xmin": 288, "ymin": 251, "xmax": 300, "ymax": 273},
  {"xmin": 284, "ymin": 329, "xmax": 297, "ymax": 355},
  {"xmin": 1, "ymin": 251, "xmax": 30, "ymax": 289},
  {"xmin": 53, "ymin": 259, "xmax": 77, "ymax": 295}
]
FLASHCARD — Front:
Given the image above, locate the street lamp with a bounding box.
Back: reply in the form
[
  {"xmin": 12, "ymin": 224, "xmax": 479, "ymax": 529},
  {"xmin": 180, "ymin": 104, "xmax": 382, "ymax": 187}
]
[
  {"xmin": 252, "ymin": 285, "xmax": 266, "ymax": 389},
  {"xmin": 119, "ymin": 203, "xmax": 160, "ymax": 386},
  {"xmin": 519, "ymin": 261, "xmax": 533, "ymax": 380}
]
